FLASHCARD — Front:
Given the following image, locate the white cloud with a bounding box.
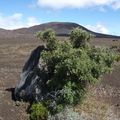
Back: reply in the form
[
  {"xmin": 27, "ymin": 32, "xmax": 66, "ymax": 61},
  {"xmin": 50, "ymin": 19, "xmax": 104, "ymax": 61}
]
[
  {"xmin": 27, "ymin": 17, "xmax": 40, "ymax": 27},
  {"xmin": 37, "ymin": 0, "xmax": 120, "ymax": 9},
  {"xmin": 0, "ymin": 13, "xmax": 40, "ymax": 30},
  {"xmin": 0, "ymin": 13, "xmax": 24, "ymax": 29},
  {"xmin": 112, "ymin": 1, "xmax": 120, "ymax": 9},
  {"xmin": 86, "ymin": 23, "xmax": 109, "ymax": 34}
]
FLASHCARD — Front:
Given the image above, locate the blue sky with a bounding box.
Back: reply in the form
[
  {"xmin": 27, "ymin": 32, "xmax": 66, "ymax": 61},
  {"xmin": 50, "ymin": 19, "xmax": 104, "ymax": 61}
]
[{"xmin": 0, "ymin": 0, "xmax": 120, "ymax": 35}]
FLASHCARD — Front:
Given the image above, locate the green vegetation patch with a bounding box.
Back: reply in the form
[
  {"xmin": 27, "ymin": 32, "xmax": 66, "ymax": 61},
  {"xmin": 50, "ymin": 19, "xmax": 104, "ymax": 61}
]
[{"xmin": 30, "ymin": 28, "xmax": 116, "ymax": 119}]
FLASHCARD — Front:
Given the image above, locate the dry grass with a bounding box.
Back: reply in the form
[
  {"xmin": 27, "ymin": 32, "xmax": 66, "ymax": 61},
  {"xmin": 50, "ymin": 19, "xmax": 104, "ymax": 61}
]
[
  {"xmin": 0, "ymin": 37, "xmax": 120, "ymax": 120},
  {"xmin": 75, "ymin": 85, "xmax": 120, "ymax": 120}
]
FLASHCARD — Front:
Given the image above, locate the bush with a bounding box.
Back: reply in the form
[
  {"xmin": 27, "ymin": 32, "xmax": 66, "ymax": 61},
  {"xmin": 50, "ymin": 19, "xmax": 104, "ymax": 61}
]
[
  {"xmin": 115, "ymin": 54, "xmax": 120, "ymax": 62},
  {"xmin": 30, "ymin": 102, "xmax": 48, "ymax": 120},
  {"xmin": 47, "ymin": 107, "xmax": 85, "ymax": 120},
  {"xmin": 36, "ymin": 28, "xmax": 116, "ymax": 115},
  {"xmin": 111, "ymin": 45, "xmax": 118, "ymax": 49},
  {"xmin": 37, "ymin": 29, "xmax": 58, "ymax": 50},
  {"xmin": 70, "ymin": 27, "xmax": 92, "ymax": 48}
]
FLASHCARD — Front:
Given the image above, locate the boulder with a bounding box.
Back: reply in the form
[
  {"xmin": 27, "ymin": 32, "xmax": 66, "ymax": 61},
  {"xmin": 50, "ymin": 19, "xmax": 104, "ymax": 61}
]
[{"xmin": 14, "ymin": 46, "xmax": 46, "ymax": 101}]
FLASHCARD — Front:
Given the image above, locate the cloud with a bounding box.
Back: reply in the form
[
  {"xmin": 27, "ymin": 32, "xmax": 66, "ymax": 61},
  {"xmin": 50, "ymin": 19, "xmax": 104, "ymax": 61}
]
[
  {"xmin": 112, "ymin": 1, "xmax": 120, "ymax": 9},
  {"xmin": 27, "ymin": 17, "xmax": 40, "ymax": 27},
  {"xmin": 0, "ymin": 13, "xmax": 40, "ymax": 30},
  {"xmin": 86, "ymin": 23, "xmax": 109, "ymax": 34},
  {"xmin": 0, "ymin": 13, "xmax": 24, "ymax": 29},
  {"xmin": 37, "ymin": 0, "xmax": 120, "ymax": 9}
]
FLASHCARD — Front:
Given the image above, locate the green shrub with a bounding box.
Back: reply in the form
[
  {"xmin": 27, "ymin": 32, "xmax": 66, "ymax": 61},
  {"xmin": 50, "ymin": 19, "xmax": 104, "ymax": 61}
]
[
  {"xmin": 115, "ymin": 54, "xmax": 120, "ymax": 62},
  {"xmin": 70, "ymin": 27, "xmax": 92, "ymax": 48},
  {"xmin": 37, "ymin": 28, "xmax": 116, "ymax": 114},
  {"xmin": 30, "ymin": 102, "xmax": 48, "ymax": 120},
  {"xmin": 56, "ymin": 104, "xmax": 64, "ymax": 113},
  {"xmin": 47, "ymin": 107, "xmax": 84, "ymax": 120},
  {"xmin": 37, "ymin": 29, "xmax": 58, "ymax": 50},
  {"xmin": 111, "ymin": 45, "xmax": 118, "ymax": 49}
]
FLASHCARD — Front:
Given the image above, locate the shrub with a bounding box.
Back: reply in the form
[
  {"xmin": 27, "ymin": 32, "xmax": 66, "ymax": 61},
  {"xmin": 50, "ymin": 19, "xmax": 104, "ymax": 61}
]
[
  {"xmin": 37, "ymin": 29, "xmax": 58, "ymax": 50},
  {"xmin": 115, "ymin": 54, "xmax": 120, "ymax": 62},
  {"xmin": 37, "ymin": 28, "xmax": 116, "ymax": 115},
  {"xmin": 111, "ymin": 45, "xmax": 118, "ymax": 49},
  {"xmin": 30, "ymin": 102, "xmax": 48, "ymax": 120},
  {"xmin": 70, "ymin": 27, "xmax": 92, "ymax": 48},
  {"xmin": 47, "ymin": 107, "xmax": 85, "ymax": 120}
]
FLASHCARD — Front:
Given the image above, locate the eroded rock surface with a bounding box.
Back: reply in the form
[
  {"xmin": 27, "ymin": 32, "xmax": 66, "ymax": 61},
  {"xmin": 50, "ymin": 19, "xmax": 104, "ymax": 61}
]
[{"xmin": 14, "ymin": 46, "xmax": 46, "ymax": 101}]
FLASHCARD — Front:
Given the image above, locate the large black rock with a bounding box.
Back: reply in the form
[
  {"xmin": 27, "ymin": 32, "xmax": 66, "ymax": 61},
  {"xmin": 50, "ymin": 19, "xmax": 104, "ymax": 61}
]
[{"xmin": 14, "ymin": 46, "xmax": 46, "ymax": 101}]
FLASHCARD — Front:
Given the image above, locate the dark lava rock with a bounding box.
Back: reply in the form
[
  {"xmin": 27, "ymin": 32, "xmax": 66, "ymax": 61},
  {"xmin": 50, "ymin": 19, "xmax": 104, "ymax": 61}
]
[{"xmin": 14, "ymin": 46, "xmax": 46, "ymax": 101}]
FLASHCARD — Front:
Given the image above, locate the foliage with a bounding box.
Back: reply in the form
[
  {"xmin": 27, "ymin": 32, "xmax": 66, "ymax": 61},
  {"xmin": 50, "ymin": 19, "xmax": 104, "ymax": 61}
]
[
  {"xmin": 111, "ymin": 45, "xmax": 118, "ymax": 49},
  {"xmin": 30, "ymin": 102, "xmax": 48, "ymax": 120},
  {"xmin": 37, "ymin": 29, "xmax": 58, "ymax": 50},
  {"xmin": 115, "ymin": 53, "xmax": 120, "ymax": 62},
  {"xmin": 70, "ymin": 27, "xmax": 92, "ymax": 48},
  {"xmin": 36, "ymin": 28, "xmax": 116, "ymax": 115},
  {"xmin": 47, "ymin": 107, "xmax": 85, "ymax": 120}
]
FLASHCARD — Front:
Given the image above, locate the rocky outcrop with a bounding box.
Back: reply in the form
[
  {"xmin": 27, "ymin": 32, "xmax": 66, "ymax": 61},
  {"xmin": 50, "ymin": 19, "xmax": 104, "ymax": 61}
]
[{"xmin": 14, "ymin": 46, "xmax": 46, "ymax": 101}]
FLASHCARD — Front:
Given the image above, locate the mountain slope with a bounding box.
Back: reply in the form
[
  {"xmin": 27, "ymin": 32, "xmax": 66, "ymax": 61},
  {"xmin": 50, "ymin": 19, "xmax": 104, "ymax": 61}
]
[
  {"xmin": 0, "ymin": 22, "xmax": 120, "ymax": 39},
  {"xmin": 12, "ymin": 22, "xmax": 120, "ymax": 38}
]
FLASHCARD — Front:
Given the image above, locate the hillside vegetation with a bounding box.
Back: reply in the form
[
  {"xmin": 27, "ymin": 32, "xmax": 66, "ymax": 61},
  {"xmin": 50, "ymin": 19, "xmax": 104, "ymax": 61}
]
[{"xmin": 28, "ymin": 28, "xmax": 117, "ymax": 120}]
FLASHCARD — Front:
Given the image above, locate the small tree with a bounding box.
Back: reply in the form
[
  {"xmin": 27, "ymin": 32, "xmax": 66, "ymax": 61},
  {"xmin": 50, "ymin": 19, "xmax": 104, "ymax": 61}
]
[
  {"xmin": 36, "ymin": 28, "xmax": 115, "ymax": 114},
  {"xmin": 30, "ymin": 102, "xmax": 48, "ymax": 120}
]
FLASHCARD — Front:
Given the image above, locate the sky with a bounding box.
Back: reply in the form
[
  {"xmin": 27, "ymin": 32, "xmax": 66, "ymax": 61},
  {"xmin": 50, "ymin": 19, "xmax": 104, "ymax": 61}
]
[{"xmin": 0, "ymin": 0, "xmax": 120, "ymax": 35}]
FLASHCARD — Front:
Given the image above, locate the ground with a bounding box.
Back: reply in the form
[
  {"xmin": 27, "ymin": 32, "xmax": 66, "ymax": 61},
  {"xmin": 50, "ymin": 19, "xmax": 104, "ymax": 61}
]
[
  {"xmin": 0, "ymin": 38, "xmax": 40, "ymax": 120},
  {"xmin": 0, "ymin": 37, "xmax": 120, "ymax": 120}
]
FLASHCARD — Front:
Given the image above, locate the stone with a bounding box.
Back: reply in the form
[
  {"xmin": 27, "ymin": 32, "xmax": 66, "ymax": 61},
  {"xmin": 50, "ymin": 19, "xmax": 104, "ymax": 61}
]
[{"xmin": 14, "ymin": 46, "xmax": 45, "ymax": 101}]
